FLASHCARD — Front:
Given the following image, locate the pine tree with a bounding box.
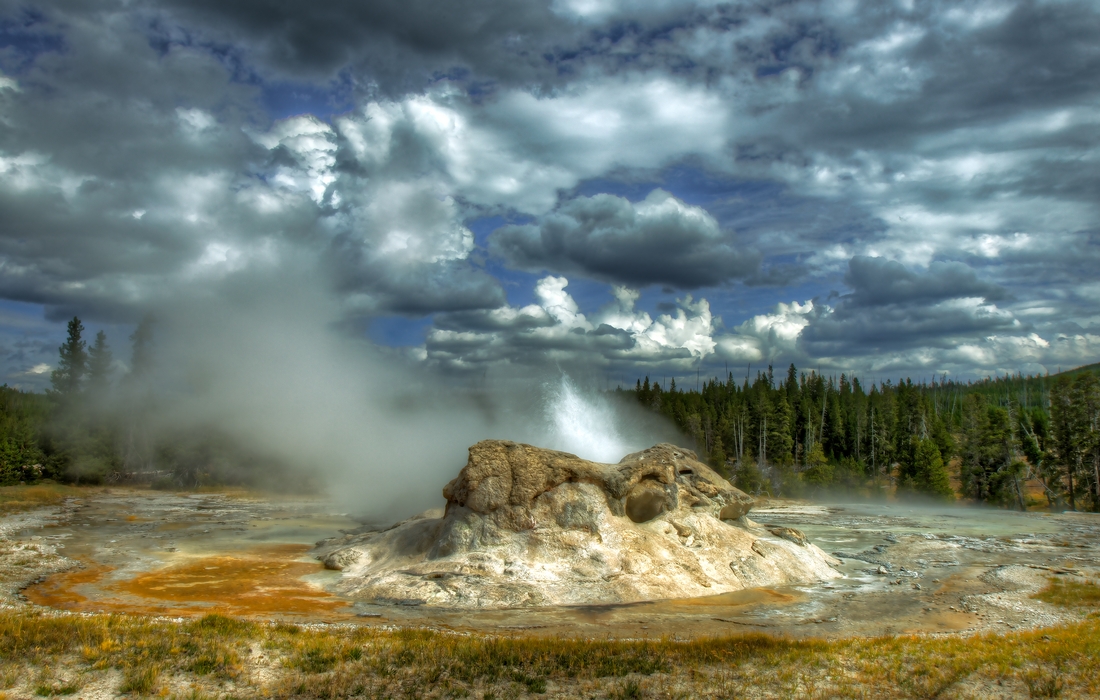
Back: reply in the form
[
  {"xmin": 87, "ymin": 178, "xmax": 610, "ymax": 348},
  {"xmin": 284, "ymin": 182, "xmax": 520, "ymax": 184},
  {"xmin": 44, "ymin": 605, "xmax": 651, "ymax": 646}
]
[
  {"xmin": 50, "ymin": 317, "xmax": 87, "ymax": 398},
  {"xmin": 803, "ymin": 442, "xmax": 833, "ymax": 487},
  {"xmin": 913, "ymin": 438, "xmax": 953, "ymax": 499},
  {"xmin": 128, "ymin": 317, "xmax": 154, "ymax": 380},
  {"xmin": 1050, "ymin": 376, "xmax": 1082, "ymax": 510},
  {"xmin": 86, "ymin": 331, "xmax": 113, "ymax": 396},
  {"xmin": 1079, "ymin": 373, "xmax": 1100, "ymax": 511},
  {"xmin": 122, "ymin": 316, "xmax": 156, "ymax": 471},
  {"xmin": 960, "ymin": 399, "xmax": 1015, "ymax": 504}
]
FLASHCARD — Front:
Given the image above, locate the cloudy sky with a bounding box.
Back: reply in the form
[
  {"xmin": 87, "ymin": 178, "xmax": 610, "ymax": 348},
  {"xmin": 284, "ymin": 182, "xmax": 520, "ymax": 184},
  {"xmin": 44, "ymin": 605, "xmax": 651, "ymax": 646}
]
[{"xmin": 1, "ymin": 0, "xmax": 1098, "ymax": 389}]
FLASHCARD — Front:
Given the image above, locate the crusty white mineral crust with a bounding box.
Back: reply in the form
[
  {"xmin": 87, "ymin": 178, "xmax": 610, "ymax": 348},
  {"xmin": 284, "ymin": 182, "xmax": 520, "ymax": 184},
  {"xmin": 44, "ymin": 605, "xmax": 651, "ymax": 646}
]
[{"xmin": 315, "ymin": 441, "xmax": 841, "ymax": 608}]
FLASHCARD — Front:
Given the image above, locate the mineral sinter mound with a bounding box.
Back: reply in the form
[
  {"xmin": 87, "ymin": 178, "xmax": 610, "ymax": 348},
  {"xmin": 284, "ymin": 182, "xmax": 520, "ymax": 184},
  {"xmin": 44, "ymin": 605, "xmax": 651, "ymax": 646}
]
[{"xmin": 315, "ymin": 441, "xmax": 841, "ymax": 608}]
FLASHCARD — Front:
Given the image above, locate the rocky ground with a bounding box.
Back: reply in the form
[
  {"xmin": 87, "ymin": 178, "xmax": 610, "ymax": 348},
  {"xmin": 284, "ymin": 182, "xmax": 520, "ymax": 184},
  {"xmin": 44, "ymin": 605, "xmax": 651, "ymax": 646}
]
[
  {"xmin": 2, "ymin": 486, "xmax": 1098, "ymax": 638},
  {"xmin": 0, "ymin": 501, "xmax": 78, "ymax": 608},
  {"xmin": 0, "ymin": 483, "xmax": 1098, "ymax": 698},
  {"xmin": 9, "ymin": 488, "xmax": 356, "ymax": 619},
  {"xmin": 746, "ymin": 502, "xmax": 1100, "ymax": 637}
]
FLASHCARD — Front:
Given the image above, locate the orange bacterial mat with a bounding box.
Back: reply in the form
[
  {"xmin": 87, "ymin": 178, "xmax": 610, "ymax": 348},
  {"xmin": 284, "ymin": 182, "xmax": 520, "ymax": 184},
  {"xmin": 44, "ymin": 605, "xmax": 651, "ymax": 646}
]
[{"xmin": 25, "ymin": 544, "xmax": 351, "ymax": 619}]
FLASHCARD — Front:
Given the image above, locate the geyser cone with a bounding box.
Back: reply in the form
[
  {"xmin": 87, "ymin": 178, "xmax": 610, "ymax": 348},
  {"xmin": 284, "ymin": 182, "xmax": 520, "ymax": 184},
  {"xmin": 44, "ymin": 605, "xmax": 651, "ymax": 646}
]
[{"xmin": 314, "ymin": 441, "xmax": 841, "ymax": 608}]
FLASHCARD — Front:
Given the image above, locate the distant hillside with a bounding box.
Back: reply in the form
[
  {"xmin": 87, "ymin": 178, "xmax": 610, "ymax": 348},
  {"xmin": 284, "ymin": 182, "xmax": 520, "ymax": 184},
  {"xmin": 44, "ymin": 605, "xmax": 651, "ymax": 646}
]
[{"xmin": 1054, "ymin": 361, "xmax": 1100, "ymax": 379}]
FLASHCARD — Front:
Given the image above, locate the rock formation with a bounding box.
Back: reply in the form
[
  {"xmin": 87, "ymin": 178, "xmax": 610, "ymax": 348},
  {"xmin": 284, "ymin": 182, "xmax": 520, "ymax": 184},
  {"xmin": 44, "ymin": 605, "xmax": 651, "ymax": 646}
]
[{"xmin": 314, "ymin": 441, "xmax": 841, "ymax": 608}]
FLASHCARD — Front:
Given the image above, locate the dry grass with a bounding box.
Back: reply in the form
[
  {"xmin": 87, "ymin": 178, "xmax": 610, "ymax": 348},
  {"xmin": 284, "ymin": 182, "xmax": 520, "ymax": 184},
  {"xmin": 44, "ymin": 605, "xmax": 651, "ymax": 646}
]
[
  {"xmin": 0, "ymin": 484, "xmax": 81, "ymax": 513},
  {"xmin": 0, "ymin": 567, "xmax": 1096, "ymax": 697},
  {"xmin": 0, "ymin": 609, "xmax": 1097, "ymax": 698}
]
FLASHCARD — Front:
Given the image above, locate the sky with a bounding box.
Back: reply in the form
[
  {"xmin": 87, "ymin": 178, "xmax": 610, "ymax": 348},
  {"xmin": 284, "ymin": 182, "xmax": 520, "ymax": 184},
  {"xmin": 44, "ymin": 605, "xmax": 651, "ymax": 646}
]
[{"xmin": 1, "ymin": 0, "xmax": 1099, "ymax": 391}]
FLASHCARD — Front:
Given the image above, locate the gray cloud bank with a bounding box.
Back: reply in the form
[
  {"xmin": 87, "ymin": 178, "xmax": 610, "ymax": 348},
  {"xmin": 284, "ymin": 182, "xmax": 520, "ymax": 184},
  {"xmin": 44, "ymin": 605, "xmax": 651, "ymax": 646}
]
[
  {"xmin": 489, "ymin": 189, "xmax": 760, "ymax": 288},
  {"xmin": 0, "ymin": 0, "xmax": 1098, "ymax": 394}
]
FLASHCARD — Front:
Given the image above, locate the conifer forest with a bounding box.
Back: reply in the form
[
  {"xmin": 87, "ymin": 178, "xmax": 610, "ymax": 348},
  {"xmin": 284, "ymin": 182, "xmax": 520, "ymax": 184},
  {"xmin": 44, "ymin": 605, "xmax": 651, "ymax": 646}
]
[{"xmin": 625, "ymin": 362, "xmax": 1100, "ymax": 510}]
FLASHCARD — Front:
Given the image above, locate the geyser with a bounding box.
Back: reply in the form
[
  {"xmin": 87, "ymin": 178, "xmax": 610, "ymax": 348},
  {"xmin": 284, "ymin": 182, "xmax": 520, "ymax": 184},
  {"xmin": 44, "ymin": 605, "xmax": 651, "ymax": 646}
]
[
  {"xmin": 313, "ymin": 440, "xmax": 841, "ymax": 608},
  {"xmin": 543, "ymin": 374, "xmax": 630, "ymax": 463}
]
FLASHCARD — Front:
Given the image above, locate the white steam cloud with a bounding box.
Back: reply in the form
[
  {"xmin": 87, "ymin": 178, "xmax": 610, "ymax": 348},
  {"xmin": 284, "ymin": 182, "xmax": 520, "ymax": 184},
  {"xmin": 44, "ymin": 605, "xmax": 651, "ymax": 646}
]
[
  {"xmin": 122, "ymin": 271, "xmax": 680, "ymax": 521},
  {"xmin": 543, "ymin": 374, "xmax": 631, "ymax": 463}
]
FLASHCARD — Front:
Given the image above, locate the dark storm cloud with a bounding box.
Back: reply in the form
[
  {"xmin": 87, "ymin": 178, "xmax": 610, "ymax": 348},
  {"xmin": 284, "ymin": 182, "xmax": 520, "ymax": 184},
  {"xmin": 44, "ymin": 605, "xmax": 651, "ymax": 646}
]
[
  {"xmin": 330, "ymin": 252, "xmax": 506, "ymax": 316},
  {"xmin": 488, "ymin": 190, "xmax": 759, "ymax": 289},
  {"xmin": 433, "ymin": 308, "xmax": 554, "ymax": 333},
  {"xmin": 804, "ymin": 301, "xmax": 1019, "ymax": 355},
  {"xmin": 801, "ymin": 257, "xmax": 1017, "ymax": 356},
  {"xmin": 737, "ymin": 1, "xmax": 1100, "ymax": 151},
  {"xmin": 151, "ymin": 0, "xmax": 571, "ymax": 91},
  {"xmin": 843, "ymin": 256, "xmax": 1006, "ymax": 308},
  {"xmin": 424, "ymin": 317, "xmax": 639, "ymax": 373}
]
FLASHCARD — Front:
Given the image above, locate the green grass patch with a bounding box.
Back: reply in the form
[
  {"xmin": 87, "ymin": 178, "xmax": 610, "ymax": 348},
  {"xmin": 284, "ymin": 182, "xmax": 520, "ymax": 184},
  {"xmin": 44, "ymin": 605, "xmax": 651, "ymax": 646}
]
[
  {"xmin": 1034, "ymin": 577, "xmax": 1100, "ymax": 609},
  {"xmin": 189, "ymin": 612, "xmax": 258, "ymax": 637},
  {"xmin": 32, "ymin": 674, "xmax": 80, "ymax": 697},
  {"xmin": 118, "ymin": 663, "xmax": 160, "ymax": 694}
]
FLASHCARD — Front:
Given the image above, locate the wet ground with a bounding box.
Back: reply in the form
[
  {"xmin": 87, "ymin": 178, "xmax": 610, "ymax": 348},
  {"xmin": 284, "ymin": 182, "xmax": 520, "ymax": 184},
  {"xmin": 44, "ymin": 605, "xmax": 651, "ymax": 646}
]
[
  {"xmin": 14, "ymin": 490, "xmax": 358, "ymax": 620},
  {"xmin": 8, "ymin": 489, "xmax": 1100, "ymax": 639}
]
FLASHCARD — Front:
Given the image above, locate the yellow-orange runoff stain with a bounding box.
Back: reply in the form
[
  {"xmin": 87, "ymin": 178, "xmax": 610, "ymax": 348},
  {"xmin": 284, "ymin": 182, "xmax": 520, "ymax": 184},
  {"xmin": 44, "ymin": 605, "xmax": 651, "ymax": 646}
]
[
  {"xmin": 24, "ymin": 560, "xmax": 112, "ymax": 608},
  {"xmin": 25, "ymin": 544, "xmax": 350, "ymax": 619}
]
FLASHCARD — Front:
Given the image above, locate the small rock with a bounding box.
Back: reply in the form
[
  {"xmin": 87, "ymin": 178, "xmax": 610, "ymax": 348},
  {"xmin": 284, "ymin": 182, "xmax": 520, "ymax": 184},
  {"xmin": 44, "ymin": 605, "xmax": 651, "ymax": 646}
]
[
  {"xmin": 877, "ymin": 565, "xmax": 889, "ymax": 575},
  {"xmin": 912, "ymin": 583, "xmax": 922, "ymax": 590},
  {"xmin": 670, "ymin": 521, "xmax": 693, "ymax": 538},
  {"xmin": 323, "ymin": 548, "xmax": 362, "ymax": 571},
  {"xmin": 768, "ymin": 527, "xmax": 808, "ymax": 546}
]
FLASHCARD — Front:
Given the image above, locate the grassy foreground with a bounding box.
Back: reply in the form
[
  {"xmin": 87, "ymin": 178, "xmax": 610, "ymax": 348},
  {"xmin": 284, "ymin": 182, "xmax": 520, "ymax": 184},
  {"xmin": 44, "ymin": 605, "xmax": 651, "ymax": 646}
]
[{"xmin": 2, "ymin": 580, "xmax": 1099, "ymax": 699}]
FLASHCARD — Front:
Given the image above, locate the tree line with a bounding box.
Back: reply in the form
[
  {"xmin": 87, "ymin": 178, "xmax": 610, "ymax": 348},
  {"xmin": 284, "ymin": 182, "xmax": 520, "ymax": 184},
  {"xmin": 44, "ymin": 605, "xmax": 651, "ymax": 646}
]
[
  {"xmin": 2, "ymin": 315, "xmax": 1097, "ymax": 509},
  {"xmin": 0, "ymin": 316, "xmax": 156, "ymax": 485},
  {"xmin": 624, "ymin": 363, "xmax": 1100, "ymax": 511}
]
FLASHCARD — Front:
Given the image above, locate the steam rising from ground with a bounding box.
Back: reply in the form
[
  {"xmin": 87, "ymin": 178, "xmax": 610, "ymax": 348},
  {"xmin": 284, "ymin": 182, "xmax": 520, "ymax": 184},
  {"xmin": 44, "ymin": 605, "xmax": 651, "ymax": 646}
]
[
  {"xmin": 544, "ymin": 375, "xmax": 630, "ymax": 463},
  {"xmin": 120, "ymin": 274, "xmax": 679, "ymax": 520}
]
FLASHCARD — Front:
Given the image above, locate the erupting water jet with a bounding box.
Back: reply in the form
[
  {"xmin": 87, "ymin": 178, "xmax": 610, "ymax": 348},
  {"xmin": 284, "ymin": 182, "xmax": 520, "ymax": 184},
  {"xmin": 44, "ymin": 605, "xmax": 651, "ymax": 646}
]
[{"xmin": 543, "ymin": 374, "xmax": 631, "ymax": 464}]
